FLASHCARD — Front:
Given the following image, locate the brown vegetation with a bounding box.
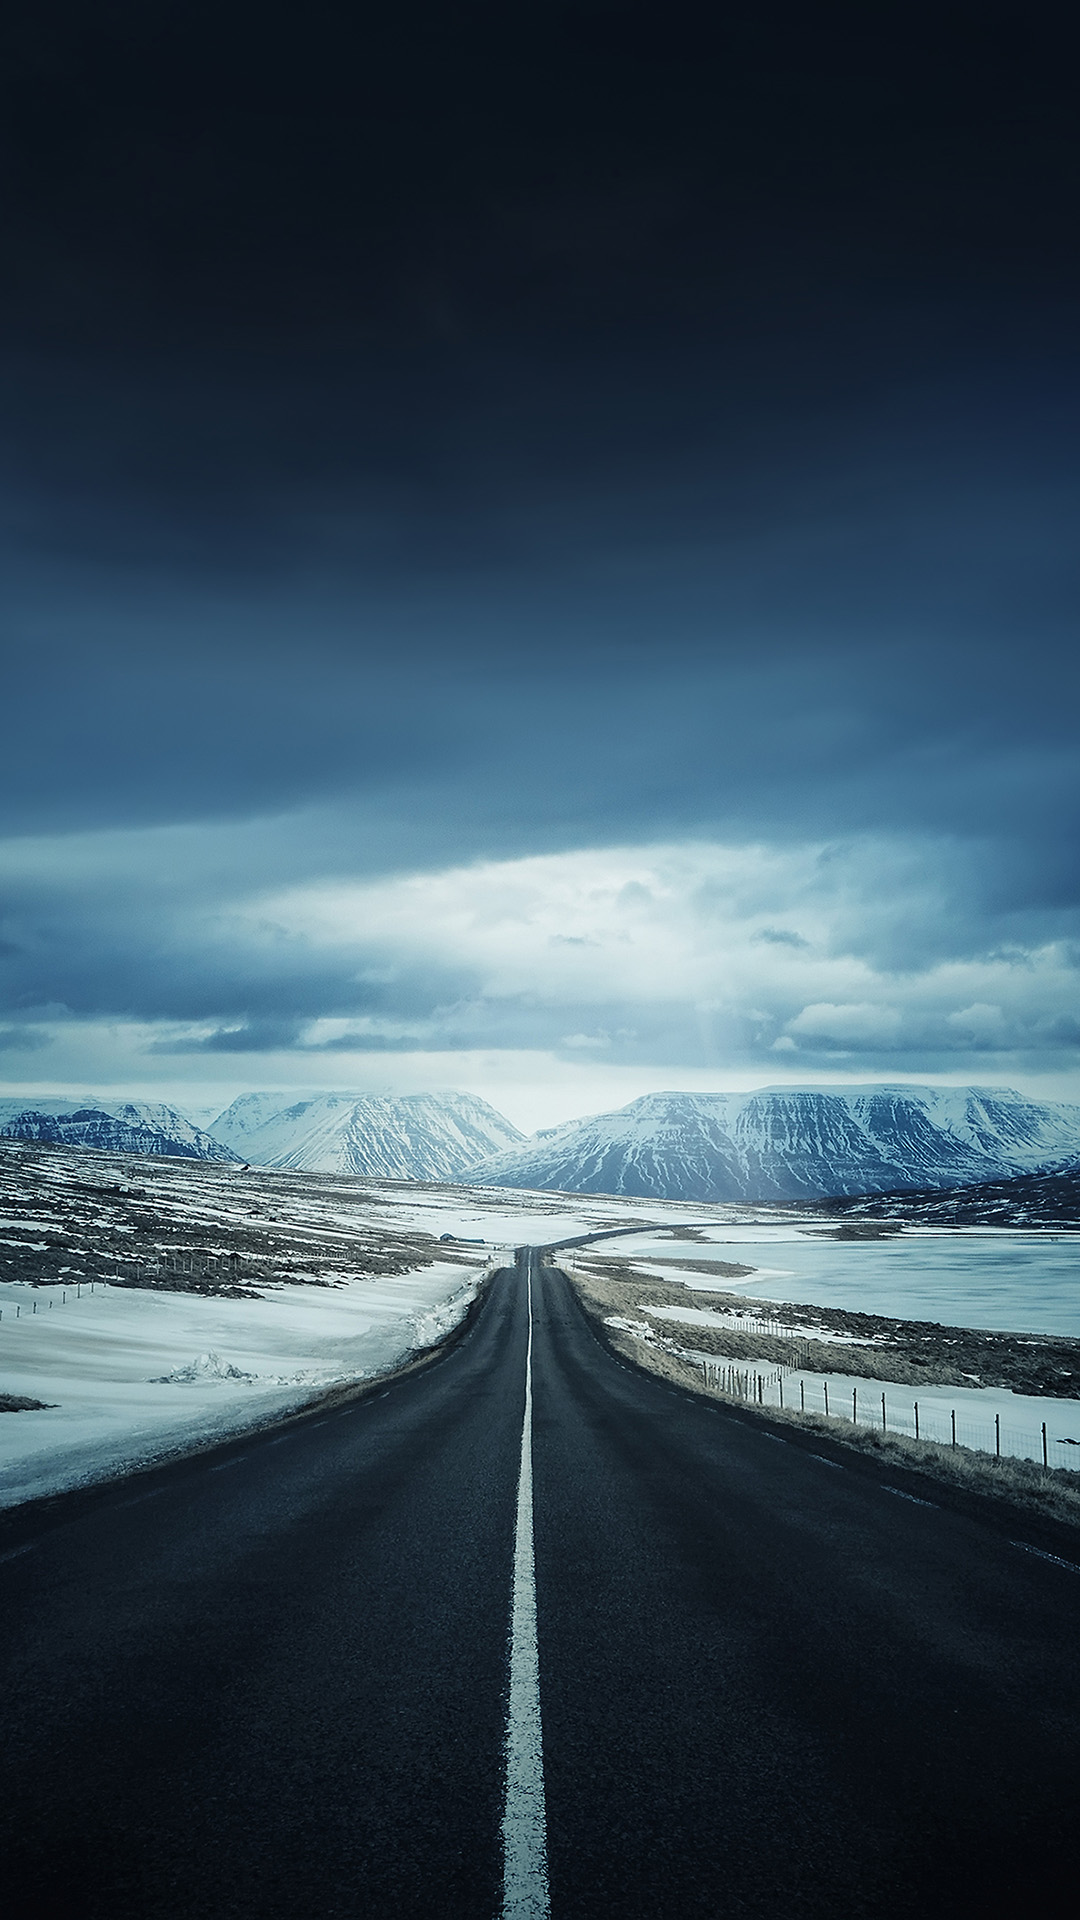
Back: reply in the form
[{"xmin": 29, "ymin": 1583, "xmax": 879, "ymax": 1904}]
[{"xmin": 0, "ymin": 1138, "xmax": 481, "ymax": 1299}]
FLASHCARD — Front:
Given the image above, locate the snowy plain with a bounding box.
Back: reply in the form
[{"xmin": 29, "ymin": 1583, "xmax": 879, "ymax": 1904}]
[{"xmin": 0, "ymin": 1263, "xmax": 487, "ymax": 1509}]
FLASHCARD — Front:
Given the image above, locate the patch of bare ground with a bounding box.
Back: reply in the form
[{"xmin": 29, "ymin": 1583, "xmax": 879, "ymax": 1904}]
[
  {"xmin": 0, "ymin": 1138, "xmax": 482, "ymax": 1299},
  {"xmin": 563, "ymin": 1263, "xmax": 1080, "ymax": 1531},
  {"xmin": 0, "ymin": 1394, "xmax": 54, "ymax": 1412},
  {"xmin": 627, "ymin": 1255, "xmax": 757, "ymax": 1279},
  {"xmin": 571, "ymin": 1256, "xmax": 1080, "ymax": 1395}
]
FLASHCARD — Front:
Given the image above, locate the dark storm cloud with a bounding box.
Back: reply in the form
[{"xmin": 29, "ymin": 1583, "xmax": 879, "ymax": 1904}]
[
  {"xmin": 0, "ymin": 861, "xmax": 479, "ymax": 1026},
  {"xmin": 4, "ymin": 2, "xmax": 1077, "ymax": 344},
  {"xmin": 2, "ymin": 3, "xmax": 1079, "ymax": 1080}
]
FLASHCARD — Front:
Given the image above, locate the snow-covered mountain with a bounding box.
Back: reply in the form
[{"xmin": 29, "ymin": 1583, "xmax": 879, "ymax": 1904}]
[
  {"xmin": 205, "ymin": 1090, "xmax": 524, "ymax": 1178},
  {"xmin": 0, "ymin": 1099, "xmax": 238, "ymax": 1163},
  {"xmin": 201, "ymin": 1092, "xmax": 293, "ymax": 1150},
  {"xmin": 465, "ymin": 1086, "xmax": 1080, "ymax": 1203}
]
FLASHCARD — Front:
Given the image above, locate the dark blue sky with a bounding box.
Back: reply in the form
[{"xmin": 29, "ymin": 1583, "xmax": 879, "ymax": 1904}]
[{"xmin": 2, "ymin": 3, "xmax": 1079, "ymax": 1126}]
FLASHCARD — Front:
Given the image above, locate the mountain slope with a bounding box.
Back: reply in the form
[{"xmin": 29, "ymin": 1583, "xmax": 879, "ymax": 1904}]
[
  {"xmin": 207, "ymin": 1090, "xmax": 524, "ymax": 1178},
  {"xmin": 812, "ymin": 1164, "xmax": 1080, "ymax": 1227},
  {"xmin": 0, "ymin": 1100, "xmax": 238, "ymax": 1163},
  {"xmin": 466, "ymin": 1085, "xmax": 1080, "ymax": 1203}
]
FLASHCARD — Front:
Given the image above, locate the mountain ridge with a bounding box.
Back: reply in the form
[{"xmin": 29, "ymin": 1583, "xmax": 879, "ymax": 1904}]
[
  {"xmin": 465, "ymin": 1085, "xmax": 1080, "ymax": 1203},
  {"xmin": 205, "ymin": 1089, "xmax": 524, "ymax": 1179},
  {"xmin": 0, "ymin": 1099, "xmax": 238, "ymax": 1163}
]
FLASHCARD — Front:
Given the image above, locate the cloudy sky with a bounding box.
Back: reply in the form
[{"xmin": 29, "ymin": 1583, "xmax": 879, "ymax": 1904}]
[{"xmin": 2, "ymin": 3, "xmax": 1079, "ymax": 1131}]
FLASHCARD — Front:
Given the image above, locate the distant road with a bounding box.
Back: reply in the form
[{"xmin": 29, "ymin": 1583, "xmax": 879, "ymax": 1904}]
[{"xmin": 2, "ymin": 1252, "xmax": 1079, "ymax": 1918}]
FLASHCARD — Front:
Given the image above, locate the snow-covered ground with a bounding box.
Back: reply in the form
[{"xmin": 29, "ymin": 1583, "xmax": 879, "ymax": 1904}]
[
  {"xmin": 0, "ymin": 1262, "xmax": 486, "ymax": 1508},
  {"xmin": 359, "ymin": 1185, "xmax": 735, "ymax": 1245},
  {"xmin": 642, "ymin": 1303, "xmax": 884, "ymax": 1346}
]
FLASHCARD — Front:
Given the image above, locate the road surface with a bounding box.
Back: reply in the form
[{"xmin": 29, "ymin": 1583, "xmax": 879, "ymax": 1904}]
[{"xmin": 2, "ymin": 1249, "xmax": 1078, "ymax": 1918}]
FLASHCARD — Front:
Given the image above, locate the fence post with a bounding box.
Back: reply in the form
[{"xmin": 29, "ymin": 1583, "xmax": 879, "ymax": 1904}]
[
  {"xmin": 800, "ymin": 1379, "xmax": 805, "ymax": 1411},
  {"xmin": 914, "ymin": 1401, "xmax": 919, "ymax": 1440},
  {"xmin": 778, "ymin": 1374, "xmax": 784, "ymax": 1409},
  {"xmin": 1042, "ymin": 1422, "xmax": 1048, "ymax": 1470},
  {"xmin": 823, "ymin": 1381, "xmax": 830, "ymax": 1417},
  {"xmin": 951, "ymin": 1409, "xmax": 956, "ymax": 1448},
  {"xmin": 995, "ymin": 1413, "xmax": 1000, "ymax": 1457},
  {"xmin": 881, "ymin": 1392, "xmax": 887, "ymax": 1432},
  {"xmin": 852, "ymin": 1386, "xmax": 857, "ymax": 1424}
]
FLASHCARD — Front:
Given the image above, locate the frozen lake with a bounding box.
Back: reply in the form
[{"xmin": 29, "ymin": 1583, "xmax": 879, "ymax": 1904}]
[{"xmin": 599, "ymin": 1227, "xmax": 1080, "ymax": 1336}]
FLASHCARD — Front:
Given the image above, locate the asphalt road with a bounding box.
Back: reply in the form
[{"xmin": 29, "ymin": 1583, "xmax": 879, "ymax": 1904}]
[{"xmin": 2, "ymin": 1250, "xmax": 1079, "ymax": 1918}]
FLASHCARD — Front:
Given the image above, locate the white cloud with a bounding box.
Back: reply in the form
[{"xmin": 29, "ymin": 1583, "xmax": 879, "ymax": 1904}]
[
  {"xmin": 787, "ymin": 1002, "xmax": 903, "ymax": 1044},
  {"xmin": 946, "ymin": 1002, "xmax": 1006, "ymax": 1041}
]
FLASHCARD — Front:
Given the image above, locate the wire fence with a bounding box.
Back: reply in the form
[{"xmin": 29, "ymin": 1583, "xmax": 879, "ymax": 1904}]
[
  {"xmin": 700, "ymin": 1357, "xmax": 1080, "ymax": 1471},
  {"xmin": 121, "ymin": 1250, "xmax": 244, "ymax": 1284},
  {"xmin": 0, "ymin": 1249, "xmax": 243, "ymax": 1320},
  {"xmin": 0, "ymin": 1279, "xmax": 102, "ymax": 1319}
]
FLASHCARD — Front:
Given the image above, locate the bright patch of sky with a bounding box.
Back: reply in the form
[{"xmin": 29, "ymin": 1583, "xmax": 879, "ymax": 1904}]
[{"xmin": 3, "ymin": 825, "xmax": 1080, "ymax": 1131}]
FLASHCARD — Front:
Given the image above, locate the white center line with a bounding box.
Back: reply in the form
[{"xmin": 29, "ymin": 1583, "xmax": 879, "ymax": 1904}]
[{"xmin": 501, "ymin": 1255, "xmax": 550, "ymax": 1920}]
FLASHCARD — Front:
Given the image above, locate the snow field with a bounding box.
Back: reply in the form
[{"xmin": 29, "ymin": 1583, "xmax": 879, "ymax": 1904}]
[{"xmin": 0, "ymin": 1260, "xmax": 485, "ymax": 1509}]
